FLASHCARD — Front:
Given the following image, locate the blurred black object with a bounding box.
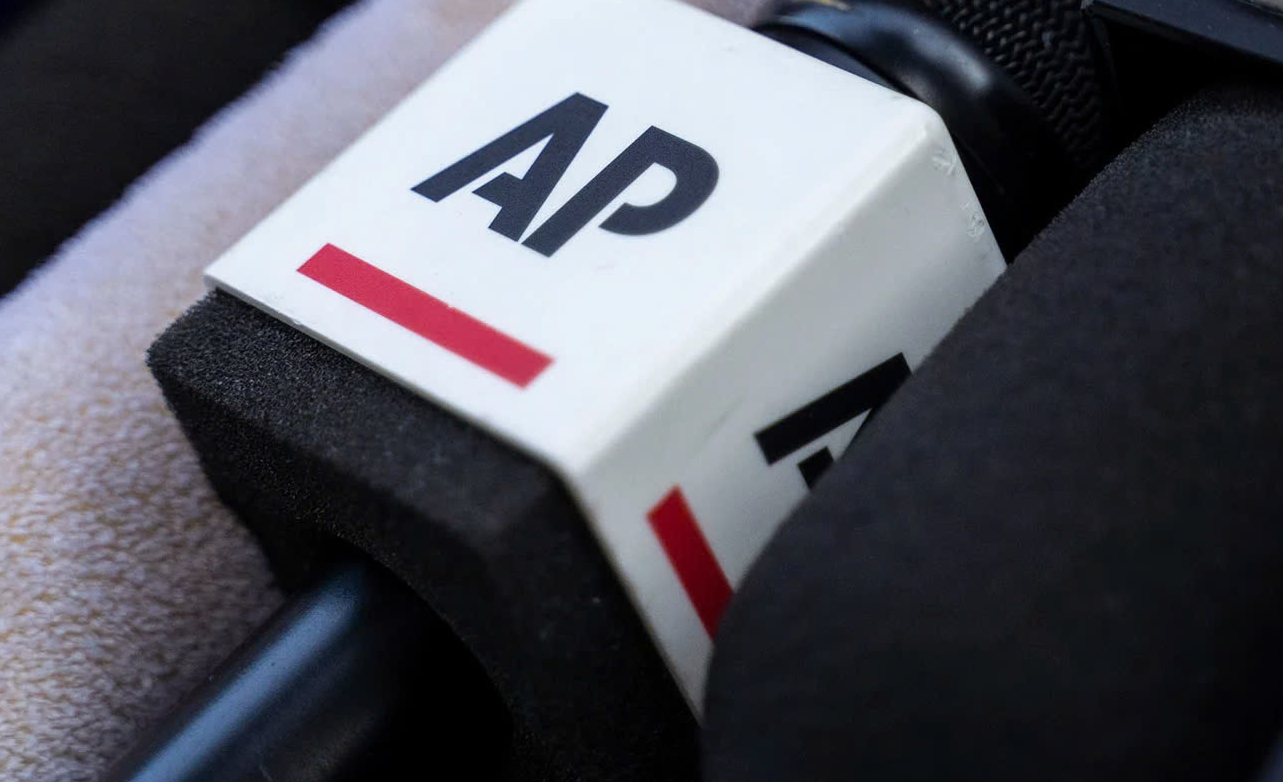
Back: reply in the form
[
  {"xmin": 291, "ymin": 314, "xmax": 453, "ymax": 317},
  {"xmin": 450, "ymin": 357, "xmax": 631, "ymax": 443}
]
[
  {"xmin": 705, "ymin": 80, "xmax": 1283, "ymax": 782},
  {"xmin": 1088, "ymin": 0, "xmax": 1283, "ymax": 69},
  {"xmin": 1263, "ymin": 733, "xmax": 1283, "ymax": 782},
  {"xmin": 0, "ymin": 0, "xmax": 34, "ymax": 33},
  {"xmin": 1085, "ymin": 0, "xmax": 1283, "ymax": 144},
  {"xmin": 0, "ymin": 0, "xmax": 351, "ymax": 297}
]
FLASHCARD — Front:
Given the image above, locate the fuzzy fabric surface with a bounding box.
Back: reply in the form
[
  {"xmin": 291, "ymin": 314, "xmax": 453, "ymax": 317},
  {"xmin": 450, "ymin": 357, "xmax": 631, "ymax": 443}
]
[
  {"xmin": 0, "ymin": 0, "xmax": 770, "ymax": 779},
  {"xmin": 0, "ymin": 0, "xmax": 350, "ymax": 296}
]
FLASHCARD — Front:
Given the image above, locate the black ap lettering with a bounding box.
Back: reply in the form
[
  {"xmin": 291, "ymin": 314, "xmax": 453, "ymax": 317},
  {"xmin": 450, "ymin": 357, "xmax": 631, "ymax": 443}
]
[
  {"xmin": 412, "ymin": 93, "xmax": 719, "ymax": 256},
  {"xmin": 755, "ymin": 355, "xmax": 911, "ymax": 489}
]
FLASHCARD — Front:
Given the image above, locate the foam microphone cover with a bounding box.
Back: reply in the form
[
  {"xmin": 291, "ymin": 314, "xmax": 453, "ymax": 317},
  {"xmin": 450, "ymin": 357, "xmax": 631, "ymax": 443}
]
[
  {"xmin": 147, "ymin": 290, "xmax": 692, "ymax": 782},
  {"xmin": 704, "ymin": 80, "xmax": 1283, "ymax": 782}
]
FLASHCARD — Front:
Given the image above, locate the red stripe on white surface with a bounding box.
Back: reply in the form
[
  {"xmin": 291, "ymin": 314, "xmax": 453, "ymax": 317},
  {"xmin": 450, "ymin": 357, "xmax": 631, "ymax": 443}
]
[
  {"xmin": 647, "ymin": 487, "xmax": 732, "ymax": 636},
  {"xmin": 299, "ymin": 244, "xmax": 552, "ymax": 387}
]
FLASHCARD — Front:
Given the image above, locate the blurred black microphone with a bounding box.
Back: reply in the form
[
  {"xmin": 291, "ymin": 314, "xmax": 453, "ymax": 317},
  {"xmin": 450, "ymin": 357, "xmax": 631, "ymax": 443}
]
[{"xmin": 705, "ymin": 80, "xmax": 1283, "ymax": 782}]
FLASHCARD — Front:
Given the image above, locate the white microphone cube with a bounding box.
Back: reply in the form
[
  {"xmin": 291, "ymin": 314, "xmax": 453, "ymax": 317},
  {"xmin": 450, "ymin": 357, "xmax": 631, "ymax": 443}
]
[{"xmin": 206, "ymin": 0, "xmax": 1004, "ymax": 708}]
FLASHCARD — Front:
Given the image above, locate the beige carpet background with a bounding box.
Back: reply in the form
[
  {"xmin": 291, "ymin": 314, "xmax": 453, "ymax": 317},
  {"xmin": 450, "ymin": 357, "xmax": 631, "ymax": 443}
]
[{"xmin": 0, "ymin": 0, "xmax": 770, "ymax": 779}]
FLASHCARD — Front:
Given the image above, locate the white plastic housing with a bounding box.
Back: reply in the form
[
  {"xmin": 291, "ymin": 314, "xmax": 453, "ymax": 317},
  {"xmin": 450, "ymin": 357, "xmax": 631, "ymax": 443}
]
[{"xmin": 206, "ymin": 0, "xmax": 1005, "ymax": 709}]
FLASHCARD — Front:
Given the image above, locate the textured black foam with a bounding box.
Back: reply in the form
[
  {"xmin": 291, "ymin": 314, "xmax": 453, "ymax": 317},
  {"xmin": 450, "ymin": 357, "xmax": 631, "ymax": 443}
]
[
  {"xmin": 147, "ymin": 291, "xmax": 696, "ymax": 782},
  {"xmin": 917, "ymin": 0, "xmax": 1112, "ymax": 172},
  {"xmin": 705, "ymin": 81, "xmax": 1283, "ymax": 782}
]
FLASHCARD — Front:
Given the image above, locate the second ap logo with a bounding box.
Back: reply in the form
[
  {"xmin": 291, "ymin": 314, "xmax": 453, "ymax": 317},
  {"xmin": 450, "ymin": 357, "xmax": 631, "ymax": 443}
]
[{"xmin": 412, "ymin": 93, "xmax": 719, "ymax": 256}]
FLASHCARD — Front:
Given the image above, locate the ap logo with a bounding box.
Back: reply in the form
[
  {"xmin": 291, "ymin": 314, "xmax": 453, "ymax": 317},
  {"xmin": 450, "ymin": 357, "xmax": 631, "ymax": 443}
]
[{"xmin": 412, "ymin": 93, "xmax": 719, "ymax": 256}]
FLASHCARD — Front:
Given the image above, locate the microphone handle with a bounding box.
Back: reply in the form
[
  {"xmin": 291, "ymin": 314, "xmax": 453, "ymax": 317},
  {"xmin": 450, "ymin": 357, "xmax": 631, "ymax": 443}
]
[{"xmin": 101, "ymin": 554, "xmax": 504, "ymax": 782}]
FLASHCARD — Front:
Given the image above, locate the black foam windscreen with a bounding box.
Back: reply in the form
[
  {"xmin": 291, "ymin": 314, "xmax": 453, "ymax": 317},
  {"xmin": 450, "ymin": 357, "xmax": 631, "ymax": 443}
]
[
  {"xmin": 146, "ymin": 292, "xmax": 695, "ymax": 782},
  {"xmin": 704, "ymin": 80, "xmax": 1283, "ymax": 782}
]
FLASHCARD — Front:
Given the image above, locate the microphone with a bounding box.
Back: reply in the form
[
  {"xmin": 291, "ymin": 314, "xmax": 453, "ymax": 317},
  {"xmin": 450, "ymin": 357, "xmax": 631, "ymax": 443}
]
[
  {"xmin": 0, "ymin": 0, "xmax": 31, "ymax": 33},
  {"xmin": 127, "ymin": 0, "xmax": 1112, "ymax": 777},
  {"xmin": 704, "ymin": 80, "xmax": 1283, "ymax": 782}
]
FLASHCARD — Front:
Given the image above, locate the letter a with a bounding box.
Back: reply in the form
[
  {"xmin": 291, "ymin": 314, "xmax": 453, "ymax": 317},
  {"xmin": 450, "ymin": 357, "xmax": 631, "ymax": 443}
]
[{"xmin": 412, "ymin": 93, "xmax": 608, "ymax": 242}]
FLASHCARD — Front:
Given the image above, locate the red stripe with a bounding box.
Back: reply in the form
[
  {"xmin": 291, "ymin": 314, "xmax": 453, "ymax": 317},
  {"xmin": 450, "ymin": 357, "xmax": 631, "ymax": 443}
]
[
  {"xmin": 298, "ymin": 244, "xmax": 552, "ymax": 388},
  {"xmin": 647, "ymin": 487, "xmax": 733, "ymax": 637}
]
